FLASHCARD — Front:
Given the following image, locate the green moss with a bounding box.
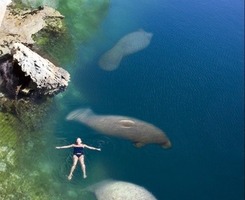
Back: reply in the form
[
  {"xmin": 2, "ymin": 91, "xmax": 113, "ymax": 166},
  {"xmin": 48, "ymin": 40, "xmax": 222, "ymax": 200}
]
[
  {"xmin": 45, "ymin": 17, "xmax": 65, "ymax": 32},
  {"xmin": 0, "ymin": 112, "xmax": 18, "ymax": 146},
  {"xmin": 32, "ymin": 29, "xmax": 75, "ymax": 66},
  {"xmin": 13, "ymin": 0, "xmax": 44, "ymax": 9},
  {"xmin": 58, "ymin": 0, "xmax": 110, "ymax": 42},
  {"xmin": 11, "ymin": 0, "xmax": 30, "ymax": 11},
  {"xmin": 0, "ymin": 112, "xmax": 20, "ymax": 199},
  {"xmin": 0, "ymin": 99, "xmax": 60, "ymax": 200},
  {"xmin": 33, "ymin": 34, "xmax": 49, "ymax": 46}
]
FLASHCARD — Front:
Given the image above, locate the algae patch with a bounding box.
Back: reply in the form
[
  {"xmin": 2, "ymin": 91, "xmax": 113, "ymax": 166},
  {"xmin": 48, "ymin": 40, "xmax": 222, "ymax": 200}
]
[
  {"xmin": 58, "ymin": 0, "xmax": 110, "ymax": 42},
  {"xmin": 0, "ymin": 101, "xmax": 57, "ymax": 199}
]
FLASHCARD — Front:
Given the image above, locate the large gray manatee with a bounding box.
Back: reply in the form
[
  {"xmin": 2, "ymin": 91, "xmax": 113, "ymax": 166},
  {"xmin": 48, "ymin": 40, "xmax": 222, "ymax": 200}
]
[
  {"xmin": 87, "ymin": 179, "xmax": 158, "ymax": 200},
  {"xmin": 66, "ymin": 108, "xmax": 171, "ymax": 149},
  {"xmin": 99, "ymin": 29, "xmax": 153, "ymax": 71}
]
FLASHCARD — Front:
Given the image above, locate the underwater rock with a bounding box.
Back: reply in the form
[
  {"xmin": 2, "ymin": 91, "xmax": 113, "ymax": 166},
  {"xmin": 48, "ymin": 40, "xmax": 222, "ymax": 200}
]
[
  {"xmin": 99, "ymin": 29, "xmax": 153, "ymax": 71},
  {"xmin": 0, "ymin": 2, "xmax": 65, "ymax": 55},
  {"xmin": 66, "ymin": 108, "xmax": 171, "ymax": 149},
  {"xmin": 88, "ymin": 179, "xmax": 157, "ymax": 200},
  {"xmin": 0, "ymin": 43, "xmax": 70, "ymax": 99},
  {"xmin": 11, "ymin": 42, "xmax": 70, "ymax": 96}
]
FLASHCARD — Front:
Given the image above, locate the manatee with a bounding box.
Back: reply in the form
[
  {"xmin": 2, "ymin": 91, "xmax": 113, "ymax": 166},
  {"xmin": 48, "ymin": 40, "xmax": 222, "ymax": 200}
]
[
  {"xmin": 99, "ymin": 29, "xmax": 153, "ymax": 71},
  {"xmin": 66, "ymin": 108, "xmax": 171, "ymax": 149},
  {"xmin": 87, "ymin": 179, "xmax": 158, "ymax": 200}
]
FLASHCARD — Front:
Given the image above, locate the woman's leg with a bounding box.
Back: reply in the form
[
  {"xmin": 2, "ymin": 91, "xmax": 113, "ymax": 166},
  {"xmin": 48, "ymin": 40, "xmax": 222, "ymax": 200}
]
[
  {"xmin": 68, "ymin": 155, "xmax": 78, "ymax": 180},
  {"xmin": 79, "ymin": 155, "xmax": 87, "ymax": 178}
]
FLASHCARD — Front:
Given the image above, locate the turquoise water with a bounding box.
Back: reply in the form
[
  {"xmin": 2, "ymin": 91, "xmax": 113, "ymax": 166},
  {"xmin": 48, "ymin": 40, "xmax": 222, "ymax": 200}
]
[{"xmin": 51, "ymin": 0, "xmax": 244, "ymax": 199}]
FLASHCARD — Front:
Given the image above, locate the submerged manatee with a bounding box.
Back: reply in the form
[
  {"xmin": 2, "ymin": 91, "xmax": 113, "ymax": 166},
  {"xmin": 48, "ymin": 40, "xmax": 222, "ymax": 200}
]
[
  {"xmin": 99, "ymin": 29, "xmax": 153, "ymax": 71},
  {"xmin": 66, "ymin": 108, "xmax": 171, "ymax": 149},
  {"xmin": 87, "ymin": 179, "xmax": 157, "ymax": 200}
]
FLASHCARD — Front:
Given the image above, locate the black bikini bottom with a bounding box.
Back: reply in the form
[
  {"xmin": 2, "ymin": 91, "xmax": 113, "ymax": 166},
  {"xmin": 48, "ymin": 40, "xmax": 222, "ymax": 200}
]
[{"xmin": 74, "ymin": 153, "xmax": 83, "ymax": 158}]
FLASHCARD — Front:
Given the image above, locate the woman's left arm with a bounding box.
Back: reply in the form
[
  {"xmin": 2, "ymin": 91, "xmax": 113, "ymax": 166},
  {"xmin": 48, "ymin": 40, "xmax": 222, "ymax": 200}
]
[{"xmin": 84, "ymin": 144, "xmax": 101, "ymax": 151}]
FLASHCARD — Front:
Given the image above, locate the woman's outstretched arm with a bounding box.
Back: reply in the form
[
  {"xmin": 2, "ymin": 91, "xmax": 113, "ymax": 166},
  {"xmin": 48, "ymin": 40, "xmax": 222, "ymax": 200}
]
[
  {"xmin": 56, "ymin": 144, "xmax": 74, "ymax": 149},
  {"xmin": 84, "ymin": 144, "xmax": 101, "ymax": 151}
]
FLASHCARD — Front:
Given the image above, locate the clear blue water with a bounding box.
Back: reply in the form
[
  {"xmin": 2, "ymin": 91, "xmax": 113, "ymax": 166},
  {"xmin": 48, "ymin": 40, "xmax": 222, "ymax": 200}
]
[{"xmin": 53, "ymin": 0, "xmax": 244, "ymax": 199}]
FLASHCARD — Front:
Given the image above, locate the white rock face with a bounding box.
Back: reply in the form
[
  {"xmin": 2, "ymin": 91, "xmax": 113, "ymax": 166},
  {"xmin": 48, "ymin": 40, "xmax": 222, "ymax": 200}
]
[
  {"xmin": 11, "ymin": 42, "xmax": 70, "ymax": 96},
  {"xmin": 99, "ymin": 29, "xmax": 153, "ymax": 71},
  {"xmin": 90, "ymin": 180, "xmax": 158, "ymax": 200},
  {"xmin": 0, "ymin": 0, "xmax": 12, "ymax": 28}
]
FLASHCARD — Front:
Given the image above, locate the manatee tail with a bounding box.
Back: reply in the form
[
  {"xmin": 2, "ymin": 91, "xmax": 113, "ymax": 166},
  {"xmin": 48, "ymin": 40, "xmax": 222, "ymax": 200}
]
[
  {"xmin": 66, "ymin": 108, "xmax": 94, "ymax": 122},
  {"xmin": 98, "ymin": 46, "xmax": 124, "ymax": 71},
  {"xmin": 161, "ymin": 140, "xmax": 172, "ymax": 149}
]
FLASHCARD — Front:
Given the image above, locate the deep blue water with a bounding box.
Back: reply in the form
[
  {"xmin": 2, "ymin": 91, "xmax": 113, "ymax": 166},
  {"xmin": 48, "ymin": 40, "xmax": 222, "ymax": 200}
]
[{"xmin": 54, "ymin": 0, "xmax": 244, "ymax": 199}]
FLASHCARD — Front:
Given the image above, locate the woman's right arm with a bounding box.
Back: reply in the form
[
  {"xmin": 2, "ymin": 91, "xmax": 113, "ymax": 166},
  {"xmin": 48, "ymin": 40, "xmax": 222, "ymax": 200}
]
[{"xmin": 56, "ymin": 144, "xmax": 73, "ymax": 149}]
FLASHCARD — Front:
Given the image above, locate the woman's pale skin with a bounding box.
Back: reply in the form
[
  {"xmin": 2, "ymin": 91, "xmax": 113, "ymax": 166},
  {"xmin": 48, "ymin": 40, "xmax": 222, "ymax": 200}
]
[{"xmin": 56, "ymin": 138, "xmax": 101, "ymax": 180}]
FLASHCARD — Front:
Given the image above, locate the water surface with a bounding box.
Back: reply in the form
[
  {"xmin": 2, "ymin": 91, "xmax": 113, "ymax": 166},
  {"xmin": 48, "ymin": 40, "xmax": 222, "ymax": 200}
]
[{"xmin": 51, "ymin": 0, "xmax": 244, "ymax": 199}]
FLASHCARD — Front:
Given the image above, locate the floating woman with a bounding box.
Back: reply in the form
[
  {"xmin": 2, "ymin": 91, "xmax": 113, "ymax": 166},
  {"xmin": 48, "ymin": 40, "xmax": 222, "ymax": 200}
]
[{"xmin": 56, "ymin": 137, "xmax": 101, "ymax": 180}]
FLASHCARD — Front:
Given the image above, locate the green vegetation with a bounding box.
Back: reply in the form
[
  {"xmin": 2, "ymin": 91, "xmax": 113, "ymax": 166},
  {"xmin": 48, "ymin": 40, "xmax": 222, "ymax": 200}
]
[
  {"xmin": 0, "ymin": 101, "xmax": 71, "ymax": 200},
  {"xmin": 59, "ymin": 0, "xmax": 110, "ymax": 42},
  {"xmin": 0, "ymin": 0, "xmax": 111, "ymax": 198}
]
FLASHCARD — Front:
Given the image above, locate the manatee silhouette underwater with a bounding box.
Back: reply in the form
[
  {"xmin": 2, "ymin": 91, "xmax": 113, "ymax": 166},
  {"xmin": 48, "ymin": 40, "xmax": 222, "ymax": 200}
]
[
  {"xmin": 99, "ymin": 29, "xmax": 153, "ymax": 71},
  {"xmin": 66, "ymin": 108, "xmax": 171, "ymax": 149}
]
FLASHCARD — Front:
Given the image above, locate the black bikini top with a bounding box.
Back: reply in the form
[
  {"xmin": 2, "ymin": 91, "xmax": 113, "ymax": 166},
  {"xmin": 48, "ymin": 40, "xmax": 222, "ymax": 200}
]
[{"xmin": 73, "ymin": 146, "xmax": 84, "ymax": 154}]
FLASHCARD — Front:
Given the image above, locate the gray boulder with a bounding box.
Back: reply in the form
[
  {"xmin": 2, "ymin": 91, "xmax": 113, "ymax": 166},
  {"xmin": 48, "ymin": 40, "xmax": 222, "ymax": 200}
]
[{"xmin": 0, "ymin": 43, "xmax": 70, "ymax": 98}]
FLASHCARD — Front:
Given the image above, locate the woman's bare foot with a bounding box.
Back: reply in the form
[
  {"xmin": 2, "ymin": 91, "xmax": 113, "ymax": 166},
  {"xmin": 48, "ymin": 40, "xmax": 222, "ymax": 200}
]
[
  {"xmin": 83, "ymin": 174, "xmax": 87, "ymax": 179},
  {"xmin": 68, "ymin": 174, "xmax": 73, "ymax": 180}
]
